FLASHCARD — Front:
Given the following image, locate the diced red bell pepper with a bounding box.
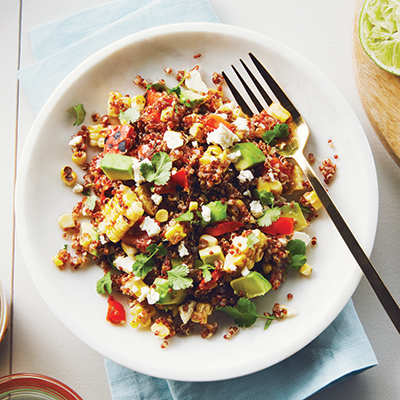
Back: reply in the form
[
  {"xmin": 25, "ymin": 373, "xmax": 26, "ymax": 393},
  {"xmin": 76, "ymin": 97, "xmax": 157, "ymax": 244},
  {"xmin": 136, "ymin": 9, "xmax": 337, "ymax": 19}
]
[
  {"xmin": 103, "ymin": 125, "xmax": 136, "ymax": 155},
  {"xmin": 157, "ymin": 168, "xmax": 189, "ymax": 194},
  {"xmin": 204, "ymin": 114, "xmax": 234, "ymax": 131},
  {"xmin": 137, "ymin": 144, "xmax": 154, "ymax": 159},
  {"xmin": 266, "ymin": 155, "xmax": 294, "ymax": 177},
  {"xmin": 260, "ymin": 217, "xmax": 294, "ymax": 236},
  {"xmin": 145, "ymin": 88, "xmax": 164, "ymax": 106},
  {"xmin": 203, "ymin": 221, "xmax": 244, "ymax": 236},
  {"xmin": 198, "ymin": 269, "xmax": 224, "ymax": 291},
  {"xmin": 106, "ymin": 296, "xmax": 126, "ymax": 325}
]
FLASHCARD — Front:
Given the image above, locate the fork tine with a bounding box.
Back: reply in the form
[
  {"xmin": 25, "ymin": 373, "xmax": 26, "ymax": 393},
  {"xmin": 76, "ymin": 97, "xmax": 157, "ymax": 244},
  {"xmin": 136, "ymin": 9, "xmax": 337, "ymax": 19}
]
[
  {"xmin": 221, "ymin": 71, "xmax": 254, "ymax": 117},
  {"xmin": 231, "ymin": 65, "xmax": 264, "ymax": 114},
  {"xmin": 249, "ymin": 52, "xmax": 300, "ymax": 120}
]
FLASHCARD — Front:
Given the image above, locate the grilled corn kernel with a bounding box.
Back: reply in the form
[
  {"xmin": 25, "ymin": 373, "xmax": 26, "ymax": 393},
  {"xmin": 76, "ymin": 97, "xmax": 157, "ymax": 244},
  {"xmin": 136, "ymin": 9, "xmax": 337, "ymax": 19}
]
[
  {"xmin": 58, "ymin": 213, "xmax": 75, "ymax": 230},
  {"xmin": 61, "ymin": 166, "xmax": 77, "ymax": 186},
  {"xmin": 189, "ymin": 122, "xmax": 205, "ymax": 142},
  {"xmin": 268, "ymin": 103, "xmax": 291, "ymax": 122},
  {"xmin": 121, "ymin": 243, "xmax": 138, "ymax": 258},
  {"xmin": 131, "ymin": 95, "xmax": 146, "ymax": 110},
  {"xmin": 269, "ymin": 180, "xmax": 283, "ymax": 195},
  {"xmin": 71, "ymin": 151, "xmax": 87, "ymax": 165},
  {"xmin": 191, "ymin": 303, "xmax": 213, "ymax": 324},
  {"xmin": 130, "ymin": 302, "xmax": 156, "ymax": 328},
  {"xmin": 107, "ymin": 91, "xmax": 132, "ymax": 117},
  {"xmin": 155, "ymin": 209, "xmax": 169, "ymax": 223},
  {"xmin": 52, "ymin": 254, "xmax": 64, "ymax": 267},
  {"xmin": 189, "ymin": 201, "xmax": 198, "ymax": 211},
  {"xmin": 263, "ymin": 262, "xmax": 273, "ymax": 274},
  {"xmin": 299, "ymin": 263, "xmax": 312, "ymax": 276},
  {"xmin": 257, "ymin": 178, "xmax": 271, "ymax": 192},
  {"xmin": 199, "ymin": 145, "xmax": 227, "ymax": 166},
  {"xmin": 160, "ymin": 106, "xmax": 174, "ymax": 122},
  {"xmin": 151, "ymin": 321, "xmax": 171, "ymax": 338},
  {"xmin": 285, "ymin": 165, "xmax": 304, "ymax": 194},
  {"xmin": 164, "ymin": 222, "xmax": 187, "ymax": 244},
  {"xmin": 87, "ymin": 124, "xmax": 108, "ymax": 147},
  {"xmin": 303, "ymin": 190, "xmax": 322, "ymax": 211}
]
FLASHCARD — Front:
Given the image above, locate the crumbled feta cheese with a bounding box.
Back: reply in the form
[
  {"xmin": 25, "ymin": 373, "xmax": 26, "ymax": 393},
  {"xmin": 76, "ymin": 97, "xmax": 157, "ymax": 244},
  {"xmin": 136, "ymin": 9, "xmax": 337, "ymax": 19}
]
[
  {"xmin": 233, "ymin": 117, "xmax": 250, "ymax": 133},
  {"xmin": 146, "ymin": 288, "xmax": 160, "ymax": 305},
  {"xmin": 292, "ymin": 231, "xmax": 311, "ymax": 246},
  {"xmin": 237, "ymin": 170, "xmax": 254, "ymax": 183},
  {"xmin": 201, "ymin": 206, "xmax": 212, "ymax": 223},
  {"xmin": 114, "ymin": 256, "xmax": 134, "ymax": 273},
  {"xmin": 279, "ymin": 304, "xmax": 297, "ymax": 318},
  {"xmin": 99, "ymin": 235, "xmax": 108, "ymax": 245},
  {"xmin": 243, "ymin": 189, "xmax": 252, "ymax": 197},
  {"xmin": 137, "ymin": 287, "xmax": 150, "ymax": 302},
  {"xmin": 69, "ymin": 136, "xmax": 83, "ymax": 146},
  {"xmin": 207, "ymin": 124, "xmax": 239, "ymax": 150},
  {"xmin": 250, "ymin": 200, "xmax": 263, "ymax": 218},
  {"xmin": 226, "ymin": 150, "xmax": 241, "ymax": 163},
  {"xmin": 140, "ymin": 216, "xmax": 161, "ymax": 237},
  {"xmin": 178, "ymin": 300, "xmax": 196, "ymax": 324},
  {"xmin": 232, "ymin": 235, "xmax": 248, "ymax": 249},
  {"xmin": 132, "ymin": 158, "xmax": 151, "ymax": 184},
  {"xmin": 185, "ymin": 69, "xmax": 208, "ymax": 93},
  {"xmin": 178, "ymin": 241, "xmax": 189, "ymax": 257},
  {"xmin": 164, "ymin": 130, "xmax": 184, "ymax": 150},
  {"xmin": 191, "ymin": 140, "xmax": 198, "ymax": 148},
  {"xmin": 72, "ymin": 183, "xmax": 83, "ymax": 194},
  {"xmin": 241, "ymin": 267, "xmax": 251, "ymax": 277},
  {"xmin": 151, "ymin": 193, "xmax": 163, "ymax": 206}
]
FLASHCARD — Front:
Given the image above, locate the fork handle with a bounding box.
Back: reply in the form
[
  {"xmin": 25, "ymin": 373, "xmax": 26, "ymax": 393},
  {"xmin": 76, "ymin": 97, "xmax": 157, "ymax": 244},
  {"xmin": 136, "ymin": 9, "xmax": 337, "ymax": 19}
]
[{"xmin": 293, "ymin": 153, "xmax": 400, "ymax": 334}]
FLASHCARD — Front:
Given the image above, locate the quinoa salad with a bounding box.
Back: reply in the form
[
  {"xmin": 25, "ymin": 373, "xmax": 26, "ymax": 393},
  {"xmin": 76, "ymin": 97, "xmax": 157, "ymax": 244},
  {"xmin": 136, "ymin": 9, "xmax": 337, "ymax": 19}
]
[{"xmin": 53, "ymin": 62, "xmax": 336, "ymax": 348}]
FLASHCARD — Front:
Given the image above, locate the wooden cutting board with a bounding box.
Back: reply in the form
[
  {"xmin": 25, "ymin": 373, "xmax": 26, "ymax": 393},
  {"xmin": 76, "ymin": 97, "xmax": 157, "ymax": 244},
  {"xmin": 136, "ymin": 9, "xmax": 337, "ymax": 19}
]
[{"xmin": 353, "ymin": 0, "xmax": 400, "ymax": 166}]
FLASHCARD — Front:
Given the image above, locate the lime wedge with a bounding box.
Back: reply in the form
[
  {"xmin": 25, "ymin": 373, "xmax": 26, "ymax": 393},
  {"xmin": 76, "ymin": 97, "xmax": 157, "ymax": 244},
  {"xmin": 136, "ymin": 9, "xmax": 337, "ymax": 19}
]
[{"xmin": 359, "ymin": 0, "xmax": 400, "ymax": 76}]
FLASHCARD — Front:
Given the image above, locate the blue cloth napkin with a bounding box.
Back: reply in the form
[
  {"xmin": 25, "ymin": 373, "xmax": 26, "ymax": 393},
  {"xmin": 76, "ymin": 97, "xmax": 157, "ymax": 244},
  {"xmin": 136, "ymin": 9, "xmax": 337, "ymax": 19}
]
[{"xmin": 17, "ymin": 0, "xmax": 377, "ymax": 399}]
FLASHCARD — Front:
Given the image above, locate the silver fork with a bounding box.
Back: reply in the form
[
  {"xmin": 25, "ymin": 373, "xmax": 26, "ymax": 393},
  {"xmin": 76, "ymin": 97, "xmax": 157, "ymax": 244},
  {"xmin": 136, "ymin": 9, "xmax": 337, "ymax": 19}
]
[{"xmin": 223, "ymin": 52, "xmax": 400, "ymax": 334}]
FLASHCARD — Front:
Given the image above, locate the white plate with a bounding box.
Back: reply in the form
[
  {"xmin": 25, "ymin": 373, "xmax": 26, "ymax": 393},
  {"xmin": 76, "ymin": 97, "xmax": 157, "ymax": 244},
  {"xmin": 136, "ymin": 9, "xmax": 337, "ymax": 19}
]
[{"xmin": 15, "ymin": 23, "xmax": 378, "ymax": 382}]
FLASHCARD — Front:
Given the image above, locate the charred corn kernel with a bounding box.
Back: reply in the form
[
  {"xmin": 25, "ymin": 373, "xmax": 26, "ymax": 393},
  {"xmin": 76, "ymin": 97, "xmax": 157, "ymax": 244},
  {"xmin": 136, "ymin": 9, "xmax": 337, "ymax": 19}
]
[
  {"xmin": 52, "ymin": 254, "xmax": 64, "ymax": 267},
  {"xmin": 130, "ymin": 301, "xmax": 156, "ymax": 328},
  {"xmin": 131, "ymin": 95, "xmax": 146, "ymax": 110},
  {"xmin": 263, "ymin": 262, "xmax": 273, "ymax": 274},
  {"xmin": 164, "ymin": 222, "xmax": 187, "ymax": 244},
  {"xmin": 71, "ymin": 151, "xmax": 87, "ymax": 165},
  {"xmin": 303, "ymin": 190, "xmax": 322, "ymax": 211},
  {"xmin": 107, "ymin": 91, "xmax": 132, "ymax": 117},
  {"xmin": 61, "ymin": 166, "xmax": 77, "ymax": 186},
  {"xmin": 257, "ymin": 178, "xmax": 271, "ymax": 192},
  {"xmin": 155, "ymin": 209, "xmax": 169, "ymax": 223},
  {"xmin": 199, "ymin": 234, "xmax": 218, "ymax": 248},
  {"xmin": 285, "ymin": 165, "xmax": 304, "ymax": 194},
  {"xmin": 120, "ymin": 275, "xmax": 148, "ymax": 297},
  {"xmin": 189, "ymin": 122, "xmax": 205, "ymax": 141},
  {"xmin": 135, "ymin": 184, "xmax": 156, "ymax": 216},
  {"xmin": 223, "ymin": 229, "xmax": 268, "ymax": 273},
  {"xmin": 199, "ymin": 145, "xmax": 227, "ymax": 166},
  {"xmin": 269, "ymin": 180, "xmax": 283, "ymax": 195},
  {"xmin": 268, "ymin": 103, "xmax": 291, "ymax": 122},
  {"xmin": 79, "ymin": 232, "xmax": 91, "ymax": 248},
  {"xmin": 121, "ymin": 243, "xmax": 138, "ymax": 258},
  {"xmin": 189, "ymin": 201, "xmax": 198, "ymax": 211},
  {"xmin": 98, "ymin": 185, "xmax": 144, "ymax": 243},
  {"xmin": 151, "ymin": 321, "xmax": 171, "ymax": 338},
  {"xmin": 160, "ymin": 106, "xmax": 174, "ymax": 122},
  {"xmin": 178, "ymin": 300, "xmax": 196, "ymax": 325},
  {"xmin": 299, "ymin": 263, "xmax": 312, "ymax": 276},
  {"xmin": 87, "ymin": 124, "xmax": 108, "ymax": 147},
  {"xmin": 191, "ymin": 303, "xmax": 213, "ymax": 324},
  {"xmin": 58, "ymin": 213, "xmax": 75, "ymax": 229}
]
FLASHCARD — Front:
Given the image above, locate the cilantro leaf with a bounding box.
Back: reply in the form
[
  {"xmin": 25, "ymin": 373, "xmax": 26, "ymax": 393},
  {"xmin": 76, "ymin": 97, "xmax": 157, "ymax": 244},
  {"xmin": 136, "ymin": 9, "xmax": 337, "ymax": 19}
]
[
  {"xmin": 286, "ymin": 239, "xmax": 307, "ymax": 270},
  {"xmin": 72, "ymin": 104, "xmax": 86, "ymax": 126},
  {"xmin": 256, "ymin": 207, "xmax": 281, "ymax": 227},
  {"xmin": 217, "ymin": 297, "xmax": 258, "ymax": 328},
  {"xmin": 86, "ymin": 195, "xmax": 97, "ymax": 211},
  {"xmin": 147, "ymin": 243, "xmax": 168, "ymax": 257},
  {"xmin": 96, "ymin": 272, "xmax": 112, "ymax": 295},
  {"xmin": 140, "ymin": 151, "xmax": 172, "ymax": 186},
  {"xmin": 175, "ymin": 210, "xmax": 194, "ymax": 222},
  {"xmin": 198, "ymin": 263, "xmax": 215, "ymax": 282},
  {"xmin": 119, "ymin": 107, "xmax": 140, "ymax": 124},
  {"xmin": 262, "ymin": 123, "xmax": 290, "ymax": 145},
  {"xmin": 132, "ymin": 243, "xmax": 168, "ymax": 278},
  {"xmin": 254, "ymin": 189, "xmax": 274, "ymax": 206},
  {"xmin": 247, "ymin": 233, "xmax": 260, "ymax": 249},
  {"xmin": 264, "ymin": 315, "xmax": 277, "ymax": 330},
  {"xmin": 167, "ymin": 264, "xmax": 193, "ymax": 290},
  {"xmin": 290, "ymin": 254, "xmax": 307, "ymax": 270}
]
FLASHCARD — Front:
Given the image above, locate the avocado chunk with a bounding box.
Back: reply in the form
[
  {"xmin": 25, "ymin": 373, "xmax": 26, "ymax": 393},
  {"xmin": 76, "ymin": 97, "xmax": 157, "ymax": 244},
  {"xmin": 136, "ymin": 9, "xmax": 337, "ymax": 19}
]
[
  {"xmin": 179, "ymin": 89, "xmax": 205, "ymax": 108},
  {"xmin": 230, "ymin": 271, "xmax": 272, "ymax": 299},
  {"xmin": 199, "ymin": 245, "xmax": 225, "ymax": 264},
  {"xmin": 207, "ymin": 200, "xmax": 228, "ymax": 224},
  {"xmin": 230, "ymin": 142, "xmax": 266, "ymax": 171},
  {"xmin": 280, "ymin": 203, "xmax": 309, "ymax": 231},
  {"xmin": 154, "ymin": 278, "xmax": 187, "ymax": 305},
  {"xmin": 100, "ymin": 153, "xmax": 134, "ymax": 181}
]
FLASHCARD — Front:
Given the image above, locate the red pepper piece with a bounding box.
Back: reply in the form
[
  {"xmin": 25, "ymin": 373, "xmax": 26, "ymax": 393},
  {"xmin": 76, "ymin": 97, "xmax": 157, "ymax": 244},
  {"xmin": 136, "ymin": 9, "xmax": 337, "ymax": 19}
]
[
  {"xmin": 203, "ymin": 221, "xmax": 245, "ymax": 236},
  {"xmin": 145, "ymin": 88, "xmax": 164, "ymax": 106},
  {"xmin": 260, "ymin": 217, "xmax": 294, "ymax": 236},
  {"xmin": 198, "ymin": 269, "xmax": 224, "ymax": 291},
  {"xmin": 106, "ymin": 296, "xmax": 126, "ymax": 325},
  {"xmin": 103, "ymin": 125, "xmax": 136, "ymax": 155},
  {"xmin": 204, "ymin": 114, "xmax": 234, "ymax": 131},
  {"xmin": 267, "ymin": 156, "xmax": 294, "ymax": 177},
  {"xmin": 156, "ymin": 168, "xmax": 189, "ymax": 194}
]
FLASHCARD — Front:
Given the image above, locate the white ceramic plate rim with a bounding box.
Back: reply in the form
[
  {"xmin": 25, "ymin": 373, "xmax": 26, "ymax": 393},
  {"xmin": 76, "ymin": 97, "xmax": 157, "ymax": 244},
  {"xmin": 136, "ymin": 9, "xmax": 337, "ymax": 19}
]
[{"xmin": 16, "ymin": 22, "xmax": 378, "ymax": 381}]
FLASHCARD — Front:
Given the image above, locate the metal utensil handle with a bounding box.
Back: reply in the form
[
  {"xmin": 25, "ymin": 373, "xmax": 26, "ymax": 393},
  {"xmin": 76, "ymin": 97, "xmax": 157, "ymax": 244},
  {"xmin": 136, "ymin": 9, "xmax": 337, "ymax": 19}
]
[{"xmin": 294, "ymin": 153, "xmax": 400, "ymax": 333}]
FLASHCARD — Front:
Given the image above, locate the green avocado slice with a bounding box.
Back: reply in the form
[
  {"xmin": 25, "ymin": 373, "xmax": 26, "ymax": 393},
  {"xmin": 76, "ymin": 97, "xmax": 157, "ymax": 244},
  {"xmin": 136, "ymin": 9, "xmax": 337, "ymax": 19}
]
[
  {"xmin": 230, "ymin": 142, "xmax": 266, "ymax": 171},
  {"xmin": 230, "ymin": 271, "xmax": 272, "ymax": 299},
  {"xmin": 100, "ymin": 153, "xmax": 134, "ymax": 181}
]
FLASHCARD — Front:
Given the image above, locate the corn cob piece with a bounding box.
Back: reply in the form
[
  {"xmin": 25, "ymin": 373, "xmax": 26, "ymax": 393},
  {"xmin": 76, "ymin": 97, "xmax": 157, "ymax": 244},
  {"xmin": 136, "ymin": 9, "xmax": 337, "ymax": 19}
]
[{"xmin": 98, "ymin": 185, "xmax": 144, "ymax": 243}]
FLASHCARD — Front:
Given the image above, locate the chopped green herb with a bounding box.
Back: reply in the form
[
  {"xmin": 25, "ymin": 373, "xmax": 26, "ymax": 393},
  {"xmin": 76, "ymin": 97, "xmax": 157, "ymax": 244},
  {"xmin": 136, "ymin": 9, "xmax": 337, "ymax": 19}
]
[
  {"xmin": 286, "ymin": 239, "xmax": 307, "ymax": 271},
  {"xmin": 72, "ymin": 104, "xmax": 86, "ymax": 126},
  {"xmin": 63, "ymin": 244, "xmax": 68, "ymax": 250},
  {"xmin": 198, "ymin": 263, "xmax": 215, "ymax": 282},
  {"xmin": 140, "ymin": 151, "xmax": 172, "ymax": 186},
  {"xmin": 96, "ymin": 271, "xmax": 112, "ymax": 295},
  {"xmin": 167, "ymin": 264, "xmax": 193, "ymax": 290},
  {"xmin": 132, "ymin": 243, "xmax": 168, "ymax": 278},
  {"xmin": 254, "ymin": 189, "xmax": 274, "ymax": 207},
  {"xmin": 175, "ymin": 210, "xmax": 194, "ymax": 222},
  {"xmin": 256, "ymin": 207, "xmax": 281, "ymax": 227},
  {"xmin": 262, "ymin": 123, "xmax": 289, "ymax": 145}
]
